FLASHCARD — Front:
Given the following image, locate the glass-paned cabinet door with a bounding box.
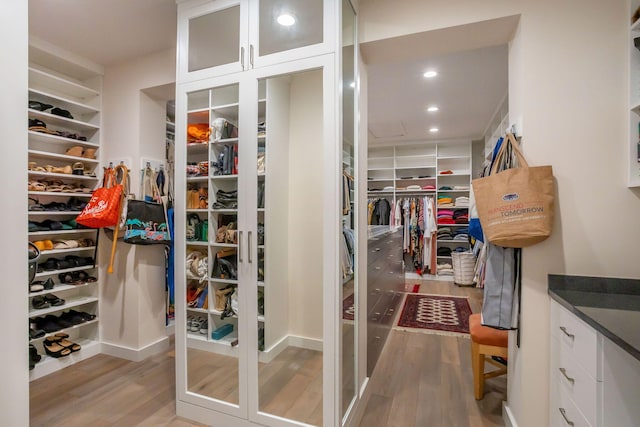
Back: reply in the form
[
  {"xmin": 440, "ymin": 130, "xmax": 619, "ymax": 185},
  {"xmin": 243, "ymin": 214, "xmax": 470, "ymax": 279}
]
[
  {"xmin": 178, "ymin": 0, "xmax": 249, "ymax": 81},
  {"xmin": 184, "ymin": 83, "xmax": 243, "ymax": 410},
  {"xmin": 250, "ymin": 0, "xmax": 331, "ymax": 68}
]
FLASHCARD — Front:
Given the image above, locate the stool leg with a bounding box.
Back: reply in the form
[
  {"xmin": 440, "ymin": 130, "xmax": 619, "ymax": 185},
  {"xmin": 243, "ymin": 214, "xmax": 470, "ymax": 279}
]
[{"xmin": 471, "ymin": 341, "xmax": 484, "ymax": 400}]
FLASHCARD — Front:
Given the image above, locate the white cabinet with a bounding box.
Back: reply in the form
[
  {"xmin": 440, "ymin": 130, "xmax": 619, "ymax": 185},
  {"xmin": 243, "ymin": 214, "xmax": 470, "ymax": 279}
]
[
  {"xmin": 177, "ymin": 0, "xmax": 332, "ymax": 82},
  {"xmin": 549, "ymin": 300, "xmax": 640, "ymax": 427},
  {"xmin": 27, "ymin": 41, "xmax": 102, "ymax": 380}
]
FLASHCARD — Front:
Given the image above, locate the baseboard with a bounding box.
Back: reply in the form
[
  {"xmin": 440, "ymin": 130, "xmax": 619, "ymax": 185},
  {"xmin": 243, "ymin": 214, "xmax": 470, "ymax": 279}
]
[
  {"xmin": 288, "ymin": 335, "xmax": 323, "ymax": 352},
  {"xmin": 503, "ymin": 402, "xmax": 518, "ymax": 427},
  {"xmin": 259, "ymin": 335, "xmax": 288, "ymax": 364},
  {"xmin": 101, "ymin": 336, "xmax": 170, "ymax": 362}
]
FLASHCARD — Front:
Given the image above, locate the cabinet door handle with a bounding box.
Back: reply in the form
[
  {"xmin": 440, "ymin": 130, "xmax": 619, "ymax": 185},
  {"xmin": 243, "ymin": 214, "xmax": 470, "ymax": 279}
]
[
  {"xmin": 240, "ymin": 46, "xmax": 245, "ymax": 70},
  {"xmin": 250, "ymin": 44, "xmax": 254, "ymax": 67},
  {"xmin": 238, "ymin": 231, "xmax": 243, "ymax": 263},
  {"xmin": 558, "ymin": 408, "xmax": 575, "ymax": 426},
  {"xmin": 248, "ymin": 231, "xmax": 253, "ymax": 263},
  {"xmin": 559, "ymin": 326, "xmax": 574, "ymax": 339},
  {"xmin": 558, "ymin": 368, "xmax": 575, "ymax": 385}
]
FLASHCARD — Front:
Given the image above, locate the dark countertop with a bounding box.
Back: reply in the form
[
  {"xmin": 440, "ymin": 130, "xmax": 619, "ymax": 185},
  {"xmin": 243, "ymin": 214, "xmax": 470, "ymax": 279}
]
[{"xmin": 548, "ymin": 274, "xmax": 640, "ymax": 362}]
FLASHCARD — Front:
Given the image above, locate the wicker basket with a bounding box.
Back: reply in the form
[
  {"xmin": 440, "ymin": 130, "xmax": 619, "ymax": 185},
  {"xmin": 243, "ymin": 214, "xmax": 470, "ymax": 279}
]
[{"xmin": 451, "ymin": 251, "xmax": 476, "ymax": 286}]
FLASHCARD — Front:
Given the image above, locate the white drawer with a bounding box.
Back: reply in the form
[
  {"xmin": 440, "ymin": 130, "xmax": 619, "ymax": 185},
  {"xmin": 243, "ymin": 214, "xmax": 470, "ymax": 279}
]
[
  {"xmin": 551, "ymin": 336, "xmax": 601, "ymax": 426},
  {"xmin": 550, "ymin": 301, "xmax": 602, "ymax": 380},
  {"xmin": 551, "ymin": 380, "xmax": 593, "ymax": 427}
]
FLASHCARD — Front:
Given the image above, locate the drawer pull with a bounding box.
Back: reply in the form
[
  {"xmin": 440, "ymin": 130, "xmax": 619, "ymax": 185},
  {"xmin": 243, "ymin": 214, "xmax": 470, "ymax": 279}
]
[
  {"xmin": 558, "ymin": 368, "xmax": 575, "ymax": 384},
  {"xmin": 559, "ymin": 326, "xmax": 575, "ymax": 339},
  {"xmin": 558, "ymin": 408, "xmax": 574, "ymax": 426}
]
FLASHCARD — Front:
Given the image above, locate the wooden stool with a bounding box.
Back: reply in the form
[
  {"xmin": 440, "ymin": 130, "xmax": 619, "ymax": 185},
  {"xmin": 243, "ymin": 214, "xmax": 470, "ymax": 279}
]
[{"xmin": 469, "ymin": 313, "xmax": 508, "ymax": 400}]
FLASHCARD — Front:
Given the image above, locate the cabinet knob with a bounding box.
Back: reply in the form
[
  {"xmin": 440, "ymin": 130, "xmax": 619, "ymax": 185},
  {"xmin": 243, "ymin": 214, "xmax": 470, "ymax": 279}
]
[
  {"xmin": 558, "ymin": 367, "xmax": 575, "ymax": 385},
  {"xmin": 559, "ymin": 326, "xmax": 575, "ymax": 340},
  {"xmin": 558, "ymin": 408, "xmax": 575, "ymax": 426}
]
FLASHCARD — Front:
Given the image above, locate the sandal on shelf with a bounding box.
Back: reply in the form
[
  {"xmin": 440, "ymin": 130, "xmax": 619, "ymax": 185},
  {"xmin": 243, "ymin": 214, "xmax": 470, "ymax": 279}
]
[
  {"xmin": 72, "ymin": 162, "xmax": 84, "ymax": 176},
  {"xmin": 65, "ymin": 146, "xmax": 84, "ymax": 157},
  {"xmin": 28, "ymin": 222, "xmax": 49, "ymax": 232},
  {"xmin": 33, "ymin": 240, "xmax": 54, "ymax": 251},
  {"xmin": 53, "ymin": 240, "xmax": 79, "ymax": 250},
  {"xmin": 58, "ymin": 338, "xmax": 81, "ymax": 352},
  {"xmin": 28, "ymin": 181, "xmax": 46, "ymax": 192},
  {"xmin": 31, "ymin": 296, "xmax": 49, "ymax": 310},
  {"xmin": 42, "ymin": 278, "xmax": 55, "ymax": 290},
  {"xmin": 29, "ymin": 101, "xmax": 53, "ymax": 112},
  {"xmin": 28, "ymin": 198, "xmax": 46, "ymax": 211},
  {"xmin": 30, "ymin": 282, "xmax": 45, "ymax": 293},
  {"xmin": 44, "ymin": 294, "xmax": 65, "ymax": 306},
  {"xmin": 83, "ymin": 148, "xmax": 97, "ymax": 159},
  {"xmin": 51, "ymin": 107, "xmax": 74, "ymax": 120},
  {"xmin": 43, "ymin": 340, "xmax": 71, "ymax": 358}
]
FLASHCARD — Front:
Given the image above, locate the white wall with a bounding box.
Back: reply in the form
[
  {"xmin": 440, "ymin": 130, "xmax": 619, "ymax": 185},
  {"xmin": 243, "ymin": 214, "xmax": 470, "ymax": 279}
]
[
  {"xmin": 100, "ymin": 48, "xmax": 175, "ymax": 356},
  {"xmin": 360, "ymin": 1, "xmax": 640, "ymax": 426},
  {"xmin": 1, "ymin": 1, "xmax": 29, "ymax": 424},
  {"xmin": 288, "ymin": 69, "xmax": 324, "ymax": 340}
]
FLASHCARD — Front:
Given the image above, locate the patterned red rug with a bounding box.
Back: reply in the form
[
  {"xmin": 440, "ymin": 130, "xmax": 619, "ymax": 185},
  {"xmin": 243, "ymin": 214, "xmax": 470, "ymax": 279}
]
[
  {"xmin": 343, "ymin": 293, "xmax": 355, "ymax": 321},
  {"xmin": 395, "ymin": 294, "xmax": 472, "ymax": 336}
]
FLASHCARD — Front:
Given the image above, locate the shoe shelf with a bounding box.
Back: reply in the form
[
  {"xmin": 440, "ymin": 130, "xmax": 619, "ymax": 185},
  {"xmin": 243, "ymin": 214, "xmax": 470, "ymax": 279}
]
[
  {"xmin": 29, "ymin": 108, "xmax": 100, "ymax": 131},
  {"xmin": 28, "ymin": 295, "xmax": 99, "ymax": 318},
  {"xmin": 210, "ymin": 278, "xmax": 238, "ymax": 285},
  {"xmin": 37, "ymin": 246, "xmax": 96, "ymax": 256},
  {"xmin": 29, "ymin": 281, "xmax": 97, "ymax": 298},
  {"xmin": 28, "ymin": 131, "xmax": 100, "ymax": 148},
  {"xmin": 209, "ymin": 242, "xmax": 237, "ymax": 248},
  {"xmin": 213, "ymin": 137, "xmax": 239, "ymax": 145},
  {"xmin": 29, "ymin": 229, "xmax": 97, "ymax": 237},
  {"xmin": 28, "ymin": 211, "xmax": 85, "ymax": 216},
  {"xmin": 211, "ymin": 174, "xmax": 238, "ymax": 180},
  {"xmin": 186, "ymin": 241, "xmax": 208, "ymax": 247},
  {"xmin": 30, "ymin": 319, "xmax": 99, "ymax": 345},
  {"xmin": 28, "ymin": 67, "xmax": 100, "ymax": 100},
  {"xmin": 29, "ymin": 338, "xmax": 101, "ymax": 382},
  {"xmin": 29, "ymin": 87, "xmax": 100, "ymax": 117},
  {"xmin": 28, "ymin": 191, "xmax": 93, "ymax": 198},
  {"xmin": 211, "ymin": 209, "xmax": 238, "ymax": 214},
  {"xmin": 186, "ymin": 209, "xmax": 207, "ymax": 213},
  {"xmin": 187, "ymin": 176, "xmax": 208, "ymax": 183},
  {"xmin": 28, "ymin": 149, "xmax": 100, "ymax": 165},
  {"xmin": 187, "ymin": 307, "xmax": 209, "ymax": 314},
  {"xmin": 28, "ymin": 171, "xmax": 98, "ymax": 182},
  {"xmin": 35, "ymin": 265, "xmax": 96, "ymax": 279}
]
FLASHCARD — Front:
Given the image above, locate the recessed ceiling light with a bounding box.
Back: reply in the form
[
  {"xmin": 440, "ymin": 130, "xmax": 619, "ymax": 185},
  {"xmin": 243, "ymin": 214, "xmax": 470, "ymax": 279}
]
[
  {"xmin": 427, "ymin": 106, "xmax": 439, "ymax": 112},
  {"xmin": 349, "ymin": 82, "xmax": 355, "ymax": 88},
  {"xmin": 423, "ymin": 70, "xmax": 438, "ymax": 78},
  {"xmin": 277, "ymin": 13, "xmax": 296, "ymax": 26},
  {"xmin": 429, "ymin": 127, "xmax": 439, "ymax": 133}
]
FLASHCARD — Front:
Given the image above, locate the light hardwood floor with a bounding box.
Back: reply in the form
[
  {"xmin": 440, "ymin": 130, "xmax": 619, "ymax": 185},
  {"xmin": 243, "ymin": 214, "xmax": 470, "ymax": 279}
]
[
  {"xmin": 30, "ymin": 280, "xmax": 505, "ymax": 427},
  {"xmin": 357, "ymin": 280, "xmax": 506, "ymax": 427}
]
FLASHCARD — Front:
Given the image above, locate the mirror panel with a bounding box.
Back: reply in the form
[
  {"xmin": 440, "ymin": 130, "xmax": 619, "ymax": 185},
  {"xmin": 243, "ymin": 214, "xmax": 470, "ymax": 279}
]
[
  {"xmin": 185, "ymin": 84, "xmax": 240, "ymax": 405},
  {"xmin": 341, "ymin": 0, "xmax": 357, "ymax": 420},
  {"xmin": 256, "ymin": 69, "xmax": 324, "ymax": 426},
  {"xmin": 188, "ymin": 6, "xmax": 241, "ymax": 72}
]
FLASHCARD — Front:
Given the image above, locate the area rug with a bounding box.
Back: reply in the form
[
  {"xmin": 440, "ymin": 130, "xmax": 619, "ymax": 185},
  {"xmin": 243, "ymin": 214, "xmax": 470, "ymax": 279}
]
[
  {"xmin": 395, "ymin": 293, "xmax": 472, "ymax": 337},
  {"xmin": 343, "ymin": 293, "xmax": 355, "ymax": 321}
]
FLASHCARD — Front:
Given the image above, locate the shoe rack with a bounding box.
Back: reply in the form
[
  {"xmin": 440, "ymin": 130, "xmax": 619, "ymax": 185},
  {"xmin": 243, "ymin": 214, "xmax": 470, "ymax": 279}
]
[{"xmin": 27, "ymin": 40, "xmax": 103, "ymax": 380}]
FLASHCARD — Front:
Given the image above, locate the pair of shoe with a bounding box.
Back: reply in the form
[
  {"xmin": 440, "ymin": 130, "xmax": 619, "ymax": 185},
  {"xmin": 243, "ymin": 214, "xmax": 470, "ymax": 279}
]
[
  {"xmin": 65, "ymin": 146, "xmax": 97, "ymax": 160},
  {"xmin": 30, "ymin": 278, "xmax": 54, "ymax": 293},
  {"xmin": 31, "ymin": 294, "xmax": 64, "ymax": 310},
  {"xmin": 29, "ymin": 344, "xmax": 41, "ymax": 370},
  {"xmin": 43, "ymin": 333, "xmax": 81, "ymax": 358},
  {"xmin": 187, "ymin": 317, "xmax": 208, "ymax": 335}
]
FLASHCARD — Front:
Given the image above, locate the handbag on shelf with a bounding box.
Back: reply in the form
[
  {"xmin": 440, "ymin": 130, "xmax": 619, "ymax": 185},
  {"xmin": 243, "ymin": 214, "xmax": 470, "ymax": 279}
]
[
  {"xmin": 472, "ymin": 133, "xmax": 555, "ymax": 248},
  {"xmin": 123, "ymin": 166, "xmax": 171, "ymax": 245}
]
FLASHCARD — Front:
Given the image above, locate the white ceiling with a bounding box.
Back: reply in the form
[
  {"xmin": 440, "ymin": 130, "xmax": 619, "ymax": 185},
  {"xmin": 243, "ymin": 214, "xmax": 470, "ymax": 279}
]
[
  {"xmin": 29, "ymin": 0, "xmax": 177, "ymax": 67},
  {"xmin": 28, "ymin": 1, "xmax": 509, "ymax": 145},
  {"xmin": 365, "ymin": 44, "xmax": 508, "ymax": 144}
]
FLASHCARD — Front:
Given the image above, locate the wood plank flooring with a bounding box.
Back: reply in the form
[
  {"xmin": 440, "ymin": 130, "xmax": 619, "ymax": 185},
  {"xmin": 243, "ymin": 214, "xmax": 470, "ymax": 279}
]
[
  {"xmin": 30, "ymin": 280, "xmax": 505, "ymax": 427},
  {"xmin": 357, "ymin": 280, "xmax": 506, "ymax": 427}
]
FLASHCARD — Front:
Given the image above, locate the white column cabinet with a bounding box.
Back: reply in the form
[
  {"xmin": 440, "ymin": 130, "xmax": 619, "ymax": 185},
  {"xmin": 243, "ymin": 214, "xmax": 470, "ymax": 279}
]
[
  {"xmin": 177, "ymin": 0, "xmax": 333, "ymax": 82},
  {"xmin": 175, "ymin": 1, "xmax": 348, "ymax": 426}
]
